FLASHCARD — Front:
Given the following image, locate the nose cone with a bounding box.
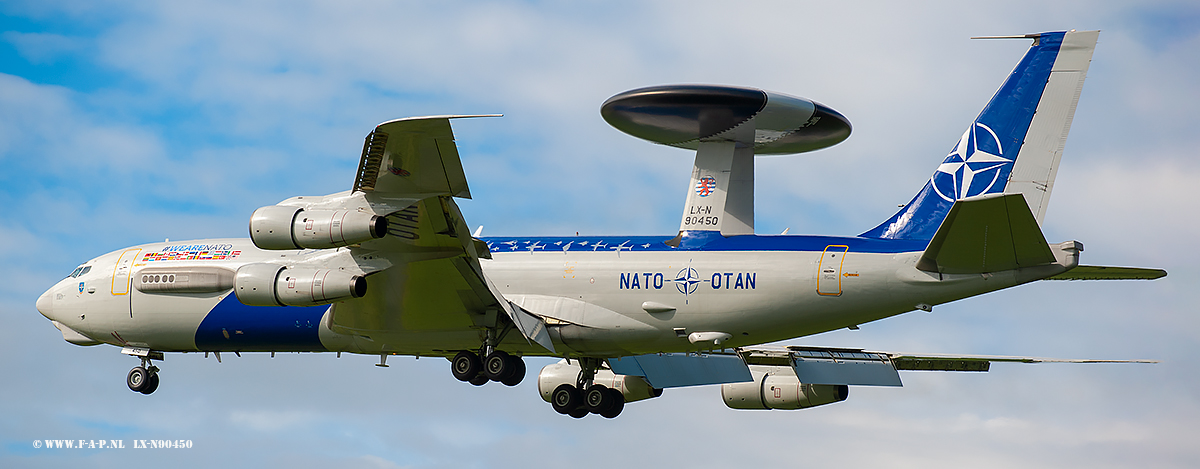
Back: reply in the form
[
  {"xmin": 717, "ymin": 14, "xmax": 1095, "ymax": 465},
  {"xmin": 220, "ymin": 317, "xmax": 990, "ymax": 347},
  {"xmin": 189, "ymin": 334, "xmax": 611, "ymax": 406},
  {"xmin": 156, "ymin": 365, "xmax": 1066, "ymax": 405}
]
[{"xmin": 36, "ymin": 289, "xmax": 54, "ymax": 320}]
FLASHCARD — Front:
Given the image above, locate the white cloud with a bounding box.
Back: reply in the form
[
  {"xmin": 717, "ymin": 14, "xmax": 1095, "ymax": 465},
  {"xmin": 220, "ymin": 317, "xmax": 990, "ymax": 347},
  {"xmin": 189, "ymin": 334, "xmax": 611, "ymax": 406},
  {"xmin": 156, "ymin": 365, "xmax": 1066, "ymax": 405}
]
[{"xmin": 1049, "ymin": 159, "xmax": 1200, "ymax": 265}]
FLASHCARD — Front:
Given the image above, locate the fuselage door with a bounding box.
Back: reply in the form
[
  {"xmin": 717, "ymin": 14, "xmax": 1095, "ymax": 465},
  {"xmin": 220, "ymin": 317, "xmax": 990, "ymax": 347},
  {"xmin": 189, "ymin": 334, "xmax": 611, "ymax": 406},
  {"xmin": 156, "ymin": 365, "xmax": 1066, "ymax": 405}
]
[
  {"xmin": 817, "ymin": 245, "xmax": 849, "ymax": 296},
  {"xmin": 111, "ymin": 249, "xmax": 141, "ymax": 295}
]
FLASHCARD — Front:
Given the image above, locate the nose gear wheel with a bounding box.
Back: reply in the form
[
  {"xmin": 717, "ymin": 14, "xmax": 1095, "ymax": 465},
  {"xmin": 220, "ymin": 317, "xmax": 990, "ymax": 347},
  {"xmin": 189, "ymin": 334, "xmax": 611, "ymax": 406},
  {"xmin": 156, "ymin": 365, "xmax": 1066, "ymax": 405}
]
[{"xmin": 126, "ymin": 355, "xmax": 161, "ymax": 395}]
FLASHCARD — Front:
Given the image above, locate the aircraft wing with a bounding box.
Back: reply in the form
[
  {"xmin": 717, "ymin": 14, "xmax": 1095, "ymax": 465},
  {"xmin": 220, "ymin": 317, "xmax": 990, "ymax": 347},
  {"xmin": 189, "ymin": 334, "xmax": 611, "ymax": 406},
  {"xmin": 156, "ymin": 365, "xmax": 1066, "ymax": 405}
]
[
  {"xmin": 608, "ymin": 345, "xmax": 1155, "ymax": 389},
  {"xmin": 323, "ymin": 116, "xmax": 554, "ymax": 352},
  {"xmin": 882, "ymin": 351, "xmax": 1157, "ymax": 369}
]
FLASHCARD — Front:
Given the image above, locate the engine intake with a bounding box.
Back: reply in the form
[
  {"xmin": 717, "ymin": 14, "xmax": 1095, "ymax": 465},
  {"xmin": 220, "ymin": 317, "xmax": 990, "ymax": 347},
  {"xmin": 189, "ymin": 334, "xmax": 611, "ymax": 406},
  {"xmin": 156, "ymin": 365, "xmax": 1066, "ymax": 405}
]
[
  {"xmin": 249, "ymin": 205, "xmax": 388, "ymax": 250},
  {"xmin": 234, "ymin": 263, "xmax": 367, "ymax": 307},
  {"xmin": 722, "ymin": 366, "xmax": 848, "ymax": 410}
]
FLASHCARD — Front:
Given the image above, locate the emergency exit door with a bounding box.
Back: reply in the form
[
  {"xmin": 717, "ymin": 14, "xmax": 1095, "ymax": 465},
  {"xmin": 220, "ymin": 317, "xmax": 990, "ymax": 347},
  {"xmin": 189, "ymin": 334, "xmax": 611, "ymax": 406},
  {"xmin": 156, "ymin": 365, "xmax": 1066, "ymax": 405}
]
[
  {"xmin": 817, "ymin": 245, "xmax": 848, "ymax": 296},
  {"xmin": 111, "ymin": 249, "xmax": 140, "ymax": 295}
]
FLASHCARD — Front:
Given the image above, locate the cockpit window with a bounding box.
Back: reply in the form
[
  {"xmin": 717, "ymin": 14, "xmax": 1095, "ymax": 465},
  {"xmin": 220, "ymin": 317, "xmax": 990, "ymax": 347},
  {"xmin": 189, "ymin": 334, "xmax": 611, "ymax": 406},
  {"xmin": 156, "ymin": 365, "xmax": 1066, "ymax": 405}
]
[
  {"xmin": 80, "ymin": 266, "xmax": 91, "ymax": 276},
  {"xmin": 68, "ymin": 267, "xmax": 83, "ymax": 278}
]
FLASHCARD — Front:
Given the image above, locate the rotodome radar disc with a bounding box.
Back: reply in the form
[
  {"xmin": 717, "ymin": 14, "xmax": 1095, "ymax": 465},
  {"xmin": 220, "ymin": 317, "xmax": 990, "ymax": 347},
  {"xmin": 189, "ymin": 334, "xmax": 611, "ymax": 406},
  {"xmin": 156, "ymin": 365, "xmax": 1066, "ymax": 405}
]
[{"xmin": 600, "ymin": 84, "xmax": 851, "ymax": 154}]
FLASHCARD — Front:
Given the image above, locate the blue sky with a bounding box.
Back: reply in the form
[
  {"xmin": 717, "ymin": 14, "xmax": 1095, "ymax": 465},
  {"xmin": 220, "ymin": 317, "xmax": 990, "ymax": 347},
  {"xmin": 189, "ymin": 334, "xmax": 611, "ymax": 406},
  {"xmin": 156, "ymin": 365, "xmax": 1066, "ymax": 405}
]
[{"xmin": 2, "ymin": 1, "xmax": 1198, "ymax": 467}]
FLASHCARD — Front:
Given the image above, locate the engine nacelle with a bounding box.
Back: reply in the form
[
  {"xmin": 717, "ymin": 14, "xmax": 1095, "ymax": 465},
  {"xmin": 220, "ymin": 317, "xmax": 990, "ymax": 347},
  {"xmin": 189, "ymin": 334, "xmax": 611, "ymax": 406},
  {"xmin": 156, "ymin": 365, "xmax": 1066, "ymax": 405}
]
[
  {"xmin": 249, "ymin": 205, "xmax": 388, "ymax": 250},
  {"xmin": 538, "ymin": 361, "xmax": 663, "ymax": 404},
  {"xmin": 722, "ymin": 366, "xmax": 848, "ymax": 410},
  {"xmin": 234, "ymin": 263, "xmax": 367, "ymax": 307}
]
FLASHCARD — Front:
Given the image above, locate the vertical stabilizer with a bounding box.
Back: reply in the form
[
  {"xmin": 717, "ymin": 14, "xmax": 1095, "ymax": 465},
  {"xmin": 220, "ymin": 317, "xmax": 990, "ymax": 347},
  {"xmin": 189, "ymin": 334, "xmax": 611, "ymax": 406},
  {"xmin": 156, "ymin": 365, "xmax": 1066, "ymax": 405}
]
[
  {"xmin": 1005, "ymin": 30, "xmax": 1098, "ymax": 224},
  {"xmin": 861, "ymin": 30, "xmax": 1098, "ymax": 240}
]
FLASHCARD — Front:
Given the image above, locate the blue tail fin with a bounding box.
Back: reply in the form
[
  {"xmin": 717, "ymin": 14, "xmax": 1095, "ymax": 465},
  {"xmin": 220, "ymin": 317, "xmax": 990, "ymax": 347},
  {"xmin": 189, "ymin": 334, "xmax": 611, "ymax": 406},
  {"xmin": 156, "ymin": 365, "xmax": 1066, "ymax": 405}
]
[{"xmin": 861, "ymin": 30, "xmax": 1098, "ymax": 240}]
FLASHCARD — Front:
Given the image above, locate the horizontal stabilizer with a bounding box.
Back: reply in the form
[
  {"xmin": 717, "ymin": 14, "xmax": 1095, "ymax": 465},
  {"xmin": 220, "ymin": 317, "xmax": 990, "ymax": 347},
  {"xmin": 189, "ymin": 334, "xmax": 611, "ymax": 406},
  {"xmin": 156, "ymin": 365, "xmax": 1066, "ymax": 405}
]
[
  {"xmin": 607, "ymin": 353, "xmax": 752, "ymax": 389},
  {"xmin": 916, "ymin": 193, "xmax": 1055, "ymax": 274},
  {"xmin": 1045, "ymin": 265, "xmax": 1167, "ymax": 280}
]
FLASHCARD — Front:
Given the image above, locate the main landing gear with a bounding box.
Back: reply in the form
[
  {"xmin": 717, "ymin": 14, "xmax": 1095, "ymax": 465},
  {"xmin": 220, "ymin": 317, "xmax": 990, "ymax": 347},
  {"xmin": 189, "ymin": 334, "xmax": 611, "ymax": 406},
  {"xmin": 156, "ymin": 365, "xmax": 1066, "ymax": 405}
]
[
  {"xmin": 451, "ymin": 349, "xmax": 526, "ymax": 387},
  {"xmin": 550, "ymin": 358, "xmax": 624, "ymax": 419},
  {"xmin": 126, "ymin": 357, "xmax": 160, "ymax": 395},
  {"xmin": 452, "ymin": 320, "xmax": 527, "ymax": 386}
]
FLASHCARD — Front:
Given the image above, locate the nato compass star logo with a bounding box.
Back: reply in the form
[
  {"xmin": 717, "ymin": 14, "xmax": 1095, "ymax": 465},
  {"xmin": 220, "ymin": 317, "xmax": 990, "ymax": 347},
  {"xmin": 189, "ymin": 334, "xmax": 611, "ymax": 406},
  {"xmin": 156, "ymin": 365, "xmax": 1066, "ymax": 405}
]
[
  {"xmin": 931, "ymin": 122, "xmax": 1013, "ymax": 202},
  {"xmin": 673, "ymin": 267, "xmax": 700, "ymax": 303}
]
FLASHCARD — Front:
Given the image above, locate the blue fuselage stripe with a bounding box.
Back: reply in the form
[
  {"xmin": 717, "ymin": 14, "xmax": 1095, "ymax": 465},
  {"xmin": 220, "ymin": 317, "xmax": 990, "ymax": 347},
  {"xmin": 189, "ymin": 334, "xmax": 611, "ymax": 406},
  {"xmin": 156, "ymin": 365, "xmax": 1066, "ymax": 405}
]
[
  {"xmin": 195, "ymin": 295, "xmax": 329, "ymax": 351},
  {"xmin": 482, "ymin": 232, "xmax": 929, "ymax": 254}
]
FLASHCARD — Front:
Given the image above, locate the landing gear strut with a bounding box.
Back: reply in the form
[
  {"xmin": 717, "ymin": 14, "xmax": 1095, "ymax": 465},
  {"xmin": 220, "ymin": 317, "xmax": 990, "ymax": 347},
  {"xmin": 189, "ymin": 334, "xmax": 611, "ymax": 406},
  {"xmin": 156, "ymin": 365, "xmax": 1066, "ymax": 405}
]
[
  {"xmin": 126, "ymin": 356, "xmax": 160, "ymax": 395},
  {"xmin": 550, "ymin": 358, "xmax": 625, "ymax": 419}
]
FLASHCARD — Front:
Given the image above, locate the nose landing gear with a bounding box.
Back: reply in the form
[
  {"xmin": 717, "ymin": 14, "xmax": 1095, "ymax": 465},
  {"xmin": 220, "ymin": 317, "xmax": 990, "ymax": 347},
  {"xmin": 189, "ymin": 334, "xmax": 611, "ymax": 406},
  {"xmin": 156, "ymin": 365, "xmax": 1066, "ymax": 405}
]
[
  {"xmin": 121, "ymin": 347, "xmax": 163, "ymax": 395},
  {"xmin": 126, "ymin": 365, "xmax": 159, "ymax": 394}
]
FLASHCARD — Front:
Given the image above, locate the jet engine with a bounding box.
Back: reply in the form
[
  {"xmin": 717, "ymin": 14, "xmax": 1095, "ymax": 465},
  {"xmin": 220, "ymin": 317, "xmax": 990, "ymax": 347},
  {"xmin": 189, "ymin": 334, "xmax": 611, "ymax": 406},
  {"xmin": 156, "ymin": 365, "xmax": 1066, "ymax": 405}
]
[
  {"xmin": 538, "ymin": 360, "xmax": 663, "ymax": 404},
  {"xmin": 234, "ymin": 263, "xmax": 367, "ymax": 307},
  {"xmin": 722, "ymin": 365, "xmax": 848, "ymax": 410},
  {"xmin": 249, "ymin": 205, "xmax": 388, "ymax": 250}
]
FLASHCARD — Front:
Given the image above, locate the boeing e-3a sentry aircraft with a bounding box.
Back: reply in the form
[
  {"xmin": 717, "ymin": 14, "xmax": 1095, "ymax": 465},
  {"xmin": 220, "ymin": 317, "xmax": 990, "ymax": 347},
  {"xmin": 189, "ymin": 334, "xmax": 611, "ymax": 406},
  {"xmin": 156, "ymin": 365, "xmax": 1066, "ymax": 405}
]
[{"xmin": 36, "ymin": 30, "xmax": 1165, "ymax": 419}]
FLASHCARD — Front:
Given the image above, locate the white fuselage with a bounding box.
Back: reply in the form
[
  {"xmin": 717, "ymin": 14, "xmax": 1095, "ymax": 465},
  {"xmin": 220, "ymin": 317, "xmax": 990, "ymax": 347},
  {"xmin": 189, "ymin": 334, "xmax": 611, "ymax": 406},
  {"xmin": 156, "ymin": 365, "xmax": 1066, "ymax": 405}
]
[{"xmin": 37, "ymin": 234, "xmax": 1073, "ymax": 358}]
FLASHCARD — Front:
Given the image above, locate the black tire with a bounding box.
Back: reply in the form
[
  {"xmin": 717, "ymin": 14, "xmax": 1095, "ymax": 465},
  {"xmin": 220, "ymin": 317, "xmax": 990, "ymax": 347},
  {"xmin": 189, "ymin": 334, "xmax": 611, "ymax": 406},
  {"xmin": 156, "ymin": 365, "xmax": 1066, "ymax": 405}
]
[
  {"xmin": 568, "ymin": 407, "xmax": 589, "ymax": 419},
  {"xmin": 599, "ymin": 388, "xmax": 624, "ymax": 418},
  {"xmin": 140, "ymin": 373, "xmax": 160, "ymax": 395},
  {"xmin": 550, "ymin": 384, "xmax": 581, "ymax": 414},
  {"xmin": 468, "ymin": 374, "xmax": 489, "ymax": 386},
  {"xmin": 451, "ymin": 351, "xmax": 481, "ymax": 382},
  {"xmin": 483, "ymin": 351, "xmax": 513, "ymax": 382},
  {"xmin": 127, "ymin": 366, "xmax": 148, "ymax": 392},
  {"xmin": 500, "ymin": 355, "xmax": 526, "ymax": 387},
  {"xmin": 584, "ymin": 384, "xmax": 614, "ymax": 414}
]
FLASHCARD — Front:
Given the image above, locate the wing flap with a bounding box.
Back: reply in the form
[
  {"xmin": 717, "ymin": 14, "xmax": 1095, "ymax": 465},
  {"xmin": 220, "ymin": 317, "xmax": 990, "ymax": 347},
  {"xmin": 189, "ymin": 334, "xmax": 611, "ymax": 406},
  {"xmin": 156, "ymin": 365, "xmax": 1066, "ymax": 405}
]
[
  {"xmin": 785, "ymin": 347, "xmax": 902, "ymax": 386},
  {"xmin": 607, "ymin": 353, "xmax": 752, "ymax": 388},
  {"xmin": 890, "ymin": 358, "xmax": 990, "ymax": 371},
  {"xmin": 732, "ymin": 345, "xmax": 1155, "ymax": 386},
  {"xmin": 885, "ymin": 352, "xmax": 1156, "ymax": 365},
  {"xmin": 479, "ymin": 275, "xmax": 555, "ymax": 353}
]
